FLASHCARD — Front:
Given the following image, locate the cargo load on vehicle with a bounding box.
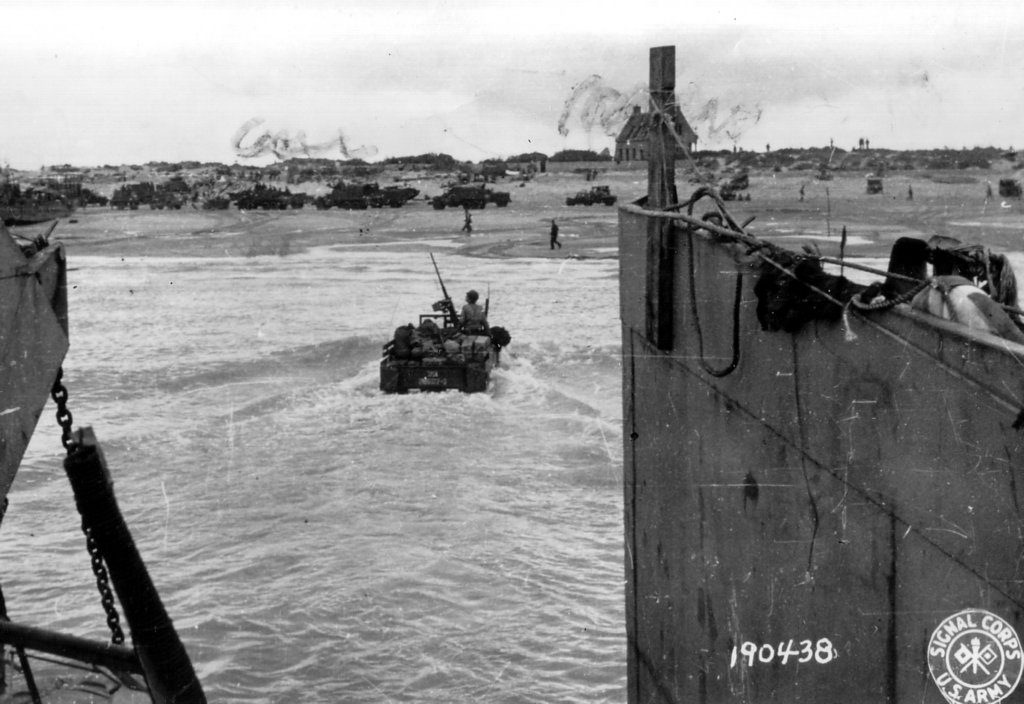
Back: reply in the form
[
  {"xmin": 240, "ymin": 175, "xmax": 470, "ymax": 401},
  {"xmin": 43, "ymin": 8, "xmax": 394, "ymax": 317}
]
[{"xmin": 380, "ymin": 255, "xmax": 511, "ymax": 394}]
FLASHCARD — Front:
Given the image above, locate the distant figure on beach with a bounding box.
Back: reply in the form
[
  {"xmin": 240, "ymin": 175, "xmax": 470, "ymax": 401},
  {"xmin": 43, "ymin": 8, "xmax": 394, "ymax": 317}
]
[
  {"xmin": 460, "ymin": 290, "xmax": 488, "ymax": 333},
  {"xmin": 550, "ymin": 219, "xmax": 561, "ymax": 249},
  {"xmin": 799, "ymin": 184, "xmax": 805, "ymax": 202},
  {"xmin": 987, "ymin": 182, "xmax": 994, "ymax": 201},
  {"xmin": 907, "ymin": 184, "xmax": 913, "ymax": 201},
  {"xmin": 462, "ymin": 207, "xmax": 473, "ymax": 234}
]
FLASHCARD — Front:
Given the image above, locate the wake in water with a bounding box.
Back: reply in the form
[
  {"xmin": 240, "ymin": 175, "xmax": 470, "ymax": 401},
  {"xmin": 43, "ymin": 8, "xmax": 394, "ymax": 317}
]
[{"xmin": 9, "ymin": 248, "xmax": 626, "ymax": 703}]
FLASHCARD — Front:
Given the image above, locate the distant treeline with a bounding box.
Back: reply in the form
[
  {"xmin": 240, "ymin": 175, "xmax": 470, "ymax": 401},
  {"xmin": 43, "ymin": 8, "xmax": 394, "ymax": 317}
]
[
  {"xmin": 37, "ymin": 145, "xmax": 1012, "ymax": 178},
  {"xmin": 691, "ymin": 145, "xmax": 1012, "ymax": 173},
  {"xmin": 39, "ymin": 148, "xmax": 614, "ymax": 175}
]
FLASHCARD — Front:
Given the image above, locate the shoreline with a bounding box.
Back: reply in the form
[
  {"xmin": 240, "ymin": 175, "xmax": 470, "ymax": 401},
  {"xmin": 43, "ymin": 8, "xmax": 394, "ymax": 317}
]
[{"xmin": 14, "ymin": 167, "xmax": 1024, "ymax": 263}]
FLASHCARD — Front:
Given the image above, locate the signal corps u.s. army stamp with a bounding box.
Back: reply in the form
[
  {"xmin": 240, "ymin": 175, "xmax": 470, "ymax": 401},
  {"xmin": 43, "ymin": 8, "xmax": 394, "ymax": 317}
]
[{"xmin": 928, "ymin": 609, "xmax": 1023, "ymax": 704}]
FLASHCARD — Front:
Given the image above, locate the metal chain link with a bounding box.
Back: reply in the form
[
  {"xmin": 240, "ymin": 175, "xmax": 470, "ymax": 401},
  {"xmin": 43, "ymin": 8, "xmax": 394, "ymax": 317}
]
[
  {"xmin": 0, "ymin": 498, "xmax": 8, "ymax": 619},
  {"xmin": 84, "ymin": 522, "xmax": 124, "ymax": 644},
  {"xmin": 50, "ymin": 368, "xmax": 76, "ymax": 454},
  {"xmin": 50, "ymin": 368, "xmax": 125, "ymax": 645}
]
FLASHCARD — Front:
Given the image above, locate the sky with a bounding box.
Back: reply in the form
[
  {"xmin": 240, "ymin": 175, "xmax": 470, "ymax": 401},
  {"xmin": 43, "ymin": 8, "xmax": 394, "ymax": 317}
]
[{"xmin": 4, "ymin": 0, "xmax": 1024, "ymax": 169}]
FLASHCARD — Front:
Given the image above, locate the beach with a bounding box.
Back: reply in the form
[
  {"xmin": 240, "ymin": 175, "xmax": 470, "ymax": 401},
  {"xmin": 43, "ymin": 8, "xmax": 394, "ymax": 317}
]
[{"xmin": 24, "ymin": 163, "xmax": 1024, "ymax": 266}]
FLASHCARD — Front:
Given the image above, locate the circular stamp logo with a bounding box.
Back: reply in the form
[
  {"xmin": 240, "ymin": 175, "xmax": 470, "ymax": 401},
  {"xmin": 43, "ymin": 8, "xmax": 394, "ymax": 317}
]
[{"xmin": 928, "ymin": 609, "xmax": 1023, "ymax": 703}]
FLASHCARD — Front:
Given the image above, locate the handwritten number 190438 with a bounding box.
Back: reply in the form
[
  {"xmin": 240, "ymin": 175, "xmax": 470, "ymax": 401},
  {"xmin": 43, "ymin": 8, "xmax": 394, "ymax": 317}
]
[{"xmin": 730, "ymin": 638, "xmax": 837, "ymax": 667}]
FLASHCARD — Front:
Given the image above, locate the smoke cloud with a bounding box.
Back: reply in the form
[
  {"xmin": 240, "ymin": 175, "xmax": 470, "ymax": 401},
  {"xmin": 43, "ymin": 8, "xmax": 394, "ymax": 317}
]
[
  {"xmin": 558, "ymin": 75, "xmax": 764, "ymax": 148},
  {"xmin": 557, "ymin": 75, "xmax": 646, "ymax": 138},
  {"xmin": 232, "ymin": 118, "xmax": 378, "ymax": 160},
  {"xmin": 689, "ymin": 97, "xmax": 763, "ymax": 145}
]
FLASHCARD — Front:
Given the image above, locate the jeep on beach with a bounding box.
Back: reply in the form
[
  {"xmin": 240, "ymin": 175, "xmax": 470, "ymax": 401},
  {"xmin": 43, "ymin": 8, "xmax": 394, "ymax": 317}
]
[{"xmin": 566, "ymin": 185, "xmax": 617, "ymax": 206}]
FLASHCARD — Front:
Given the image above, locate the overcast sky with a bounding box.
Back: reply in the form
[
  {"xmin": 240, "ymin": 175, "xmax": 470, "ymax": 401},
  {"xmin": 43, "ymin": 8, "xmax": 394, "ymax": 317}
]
[{"xmin": 3, "ymin": 0, "xmax": 1024, "ymax": 169}]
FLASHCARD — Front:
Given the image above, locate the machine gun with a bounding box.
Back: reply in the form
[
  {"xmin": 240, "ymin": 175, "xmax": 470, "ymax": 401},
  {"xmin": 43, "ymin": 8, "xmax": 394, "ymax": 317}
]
[{"xmin": 430, "ymin": 253, "xmax": 459, "ymax": 328}]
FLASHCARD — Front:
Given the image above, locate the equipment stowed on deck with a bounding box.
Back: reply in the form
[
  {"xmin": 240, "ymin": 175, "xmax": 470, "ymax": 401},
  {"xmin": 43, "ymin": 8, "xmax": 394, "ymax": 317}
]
[{"xmin": 380, "ymin": 254, "xmax": 510, "ymax": 394}]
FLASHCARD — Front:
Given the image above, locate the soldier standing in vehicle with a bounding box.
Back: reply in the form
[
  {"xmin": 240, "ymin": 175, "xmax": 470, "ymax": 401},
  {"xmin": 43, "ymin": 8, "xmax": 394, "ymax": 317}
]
[
  {"xmin": 460, "ymin": 290, "xmax": 488, "ymax": 333},
  {"xmin": 550, "ymin": 219, "xmax": 561, "ymax": 249}
]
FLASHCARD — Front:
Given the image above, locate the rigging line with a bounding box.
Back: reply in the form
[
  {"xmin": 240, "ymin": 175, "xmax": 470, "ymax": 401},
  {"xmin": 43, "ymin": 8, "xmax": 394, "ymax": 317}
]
[
  {"xmin": 646, "ymin": 96, "xmax": 701, "ymax": 176},
  {"xmin": 789, "ymin": 336, "xmax": 820, "ymax": 575},
  {"xmin": 815, "ymin": 255, "xmax": 922, "ymax": 284},
  {"xmin": 762, "ymin": 252, "xmax": 1024, "ymax": 408},
  {"xmin": 757, "ymin": 254, "xmax": 848, "ymax": 310},
  {"xmin": 684, "ymin": 185, "xmax": 746, "ymax": 234},
  {"xmin": 687, "ymin": 227, "xmax": 742, "ymax": 377},
  {"xmin": 634, "ymin": 194, "xmax": 1024, "ymax": 374},
  {"xmin": 635, "ymin": 195, "xmax": 1024, "ymax": 317}
]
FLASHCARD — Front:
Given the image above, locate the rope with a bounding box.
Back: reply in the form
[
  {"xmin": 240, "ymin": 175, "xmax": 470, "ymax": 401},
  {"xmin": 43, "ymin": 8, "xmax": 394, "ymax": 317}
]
[
  {"xmin": 687, "ymin": 228, "xmax": 742, "ymax": 377},
  {"xmin": 815, "ymin": 256, "xmax": 921, "ymax": 284},
  {"xmin": 645, "ymin": 96, "xmax": 702, "ymax": 177},
  {"xmin": 849, "ymin": 279, "xmax": 932, "ymax": 312},
  {"xmin": 624, "ymin": 188, "xmax": 1024, "ymax": 344}
]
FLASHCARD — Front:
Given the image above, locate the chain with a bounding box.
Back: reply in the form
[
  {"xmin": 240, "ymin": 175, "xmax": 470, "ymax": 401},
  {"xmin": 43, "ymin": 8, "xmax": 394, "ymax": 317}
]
[
  {"xmin": 50, "ymin": 368, "xmax": 76, "ymax": 454},
  {"xmin": 83, "ymin": 521, "xmax": 124, "ymax": 644},
  {"xmin": 50, "ymin": 368, "xmax": 125, "ymax": 645},
  {"xmin": 0, "ymin": 498, "xmax": 8, "ymax": 619}
]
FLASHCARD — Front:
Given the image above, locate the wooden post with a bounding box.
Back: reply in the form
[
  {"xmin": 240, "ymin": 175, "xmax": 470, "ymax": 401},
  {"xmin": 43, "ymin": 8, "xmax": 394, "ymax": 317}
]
[
  {"xmin": 647, "ymin": 46, "xmax": 676, "ymax": 208},
  {"xmin": 645, "ymin": 45, "xmax": 676, "ymax": 350}
]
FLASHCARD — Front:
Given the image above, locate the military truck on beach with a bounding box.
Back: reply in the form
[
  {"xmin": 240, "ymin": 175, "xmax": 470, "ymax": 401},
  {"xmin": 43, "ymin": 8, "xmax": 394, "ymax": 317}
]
[
  {"xmin": 110, "ymin": 182, "xmax": 155, "ymax": 209},
  {"xmin": 232, "ymin": 183, "xmax": 302, "ymax": 210},
  {"xmin": 431, "ymin": 185, "xmax": 510, "ymax": 210},
  {"xmin": 566, "ymin": 185, "xmax": 617, "ymax": 206},
  {"xmin": 314, "ymin": 181, "xmax": 378, "ymax": 210},
  {"xmin": 376, "ymin": 185, "xmax": 420, "ymax": 208},
  {"xmin": 202, "ymin": 196, "xmax": 231, "ymax": 210}
]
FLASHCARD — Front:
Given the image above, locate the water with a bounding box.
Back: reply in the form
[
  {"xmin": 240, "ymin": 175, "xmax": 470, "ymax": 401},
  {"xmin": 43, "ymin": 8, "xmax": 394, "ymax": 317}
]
[{"xmin": 4, "ymin": 242, "xmax": 626, "ymax": 703}]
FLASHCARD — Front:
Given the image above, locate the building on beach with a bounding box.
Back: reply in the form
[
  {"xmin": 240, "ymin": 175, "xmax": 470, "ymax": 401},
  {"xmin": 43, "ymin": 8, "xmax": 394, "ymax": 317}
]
[{"xmin": 614, "ymin": 104, "xmax": 697, "ymax": 164}]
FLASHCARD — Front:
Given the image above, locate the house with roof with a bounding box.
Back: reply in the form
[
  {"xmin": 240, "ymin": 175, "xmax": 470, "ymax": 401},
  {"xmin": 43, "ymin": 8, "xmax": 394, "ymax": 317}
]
[{"xmin": 615, "ymin": 104, "xmax": 698, "ymax": 163}]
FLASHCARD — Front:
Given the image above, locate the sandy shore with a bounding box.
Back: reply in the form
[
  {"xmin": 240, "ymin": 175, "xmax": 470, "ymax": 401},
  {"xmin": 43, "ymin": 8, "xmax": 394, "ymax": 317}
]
[{"xmin": 16, "ymin": 168, "xmax": 1024, "ymax": 261}]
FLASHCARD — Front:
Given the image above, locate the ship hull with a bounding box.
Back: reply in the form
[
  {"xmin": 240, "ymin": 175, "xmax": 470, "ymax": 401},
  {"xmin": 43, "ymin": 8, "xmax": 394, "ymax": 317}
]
[
  {"xmin": 0, "ymin": 234, "xmax": 68, "ymax": 501},
  {"xmin": 620, "ymin": 203, "xmax": 1024, "ymax": 704}
]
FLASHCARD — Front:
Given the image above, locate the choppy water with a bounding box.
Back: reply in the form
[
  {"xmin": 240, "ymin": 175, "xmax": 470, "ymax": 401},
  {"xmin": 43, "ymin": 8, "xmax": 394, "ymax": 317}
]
[{"xmin": 5, "ymin": 241, "xmax": 625, "ymax": 703}]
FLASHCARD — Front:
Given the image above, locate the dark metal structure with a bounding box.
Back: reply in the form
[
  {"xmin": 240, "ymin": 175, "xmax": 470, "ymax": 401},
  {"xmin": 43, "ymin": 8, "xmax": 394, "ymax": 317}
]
[
  {"xmin": 0, "ymin": 225, "xmax": 206, "ymax": 703},
  {"xmin": 620, "ymin": 45, "xmax": 1024, "ymax": 704}
]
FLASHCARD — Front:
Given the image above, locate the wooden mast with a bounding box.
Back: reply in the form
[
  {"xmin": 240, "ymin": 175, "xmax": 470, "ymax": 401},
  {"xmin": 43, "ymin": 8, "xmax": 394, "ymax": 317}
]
[{"xmin": 645, "ymin": 45, "xmax": 676, "ymax": 350}]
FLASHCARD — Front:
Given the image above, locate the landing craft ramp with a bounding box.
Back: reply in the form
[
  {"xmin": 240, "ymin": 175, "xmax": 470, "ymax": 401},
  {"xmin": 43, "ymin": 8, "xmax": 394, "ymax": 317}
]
[
  {"xmin": 620, "ymin": 45, "xmax": 1024, "ymax": 704},
  {"xmin": 0, "ymin": 231, "xmax": 67, "ymax": 501}
]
